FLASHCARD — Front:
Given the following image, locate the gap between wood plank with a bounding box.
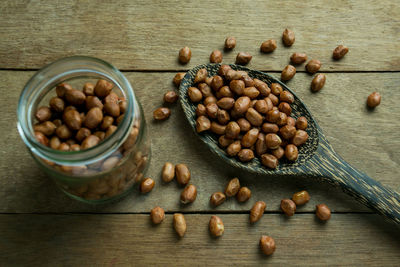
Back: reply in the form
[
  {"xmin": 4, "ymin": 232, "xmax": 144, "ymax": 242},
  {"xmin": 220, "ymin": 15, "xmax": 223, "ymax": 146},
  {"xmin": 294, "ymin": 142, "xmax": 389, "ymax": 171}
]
[
  {"xmin": 0, "ymin": 67, "xmax": 399, "ymax": 73},
  {"xmin": 0, "ymin": 211, "xmax": 375, "ymax": 215}
]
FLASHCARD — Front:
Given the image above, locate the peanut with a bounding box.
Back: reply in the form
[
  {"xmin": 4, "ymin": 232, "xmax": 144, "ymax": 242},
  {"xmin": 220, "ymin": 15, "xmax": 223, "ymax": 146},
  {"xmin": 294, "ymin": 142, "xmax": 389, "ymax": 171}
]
[
  {"xmin": 250, "ymin": 201, "xmax": 266, "ymax": 223},
  {"xmin": 173, "ymin": 213, "xmax": 187, "ymax": 237},
  {"xmin": 209, "ymin": 216, "xmax": 224, "ymax": 237}
]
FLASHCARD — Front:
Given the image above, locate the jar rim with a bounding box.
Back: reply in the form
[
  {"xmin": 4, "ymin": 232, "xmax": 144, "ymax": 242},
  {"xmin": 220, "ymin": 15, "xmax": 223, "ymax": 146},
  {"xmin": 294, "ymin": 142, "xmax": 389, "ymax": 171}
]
[{"xmin": 17, "ymin": 56, "xmax": 137, "ymax": 165}]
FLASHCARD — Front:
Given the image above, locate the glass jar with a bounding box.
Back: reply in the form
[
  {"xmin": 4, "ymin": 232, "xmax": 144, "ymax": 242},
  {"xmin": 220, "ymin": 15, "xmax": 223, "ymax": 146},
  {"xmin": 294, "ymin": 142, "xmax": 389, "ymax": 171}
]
[{"xmin": 17, "ymin": 56, "xmax": 150, "ymax": 203}]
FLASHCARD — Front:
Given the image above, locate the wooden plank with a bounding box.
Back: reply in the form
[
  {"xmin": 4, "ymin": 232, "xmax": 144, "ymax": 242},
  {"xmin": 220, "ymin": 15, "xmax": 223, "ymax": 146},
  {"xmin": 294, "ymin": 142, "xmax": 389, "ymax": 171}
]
[
  {"xmin": 1, "ymin": 71, "xmax": 398, "ymax": 213},
  {"xmin": 0, "ymin": 214, "xmax": 399, "ymax": 266},
  {"xmin": 0, "ymin": 0, "xmax": 399, "ymax": 71}
]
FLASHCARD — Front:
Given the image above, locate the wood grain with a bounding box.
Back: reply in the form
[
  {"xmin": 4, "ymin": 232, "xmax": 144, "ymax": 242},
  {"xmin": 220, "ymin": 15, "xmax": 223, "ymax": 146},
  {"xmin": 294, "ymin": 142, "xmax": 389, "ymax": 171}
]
[
  {"xmin": 1, "ymin": 71, "xmax": 399, "ymax": 213},
  {"xmin": 1, "ymin": 214, "xmax": 399, "ymax": 266},
  {"xmin": 0, "ymin": 0, "xmax": 399, "ymax": 71}
]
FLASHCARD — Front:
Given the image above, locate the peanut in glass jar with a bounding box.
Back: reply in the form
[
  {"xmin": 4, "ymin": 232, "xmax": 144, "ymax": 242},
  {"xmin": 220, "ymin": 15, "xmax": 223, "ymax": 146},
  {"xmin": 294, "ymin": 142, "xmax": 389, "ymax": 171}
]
[{"xmin": 17, "ymin": 56, "xmax": 151, "ymax": 203}]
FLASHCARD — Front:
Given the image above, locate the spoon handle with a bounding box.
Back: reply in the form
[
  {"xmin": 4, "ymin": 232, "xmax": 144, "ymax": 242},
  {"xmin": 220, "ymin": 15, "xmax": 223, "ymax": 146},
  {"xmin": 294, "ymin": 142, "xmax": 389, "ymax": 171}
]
[{"xmin": 310, "ymin": 150, "xmax": 400, "ymax": 224}]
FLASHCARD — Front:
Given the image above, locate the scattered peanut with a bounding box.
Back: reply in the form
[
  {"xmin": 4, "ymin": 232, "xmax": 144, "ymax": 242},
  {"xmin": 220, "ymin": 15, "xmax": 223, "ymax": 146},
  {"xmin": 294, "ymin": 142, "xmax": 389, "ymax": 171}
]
[
  {"xmin": 305, "ymin": 59, "xmax": 321, "ymax": 74},
  {"xmin": 236, "ymin": 187, "xmax": 251, "ymax": 202},
  {"xmin": 210, "ymin": 50, "xmax": 223, "ymax": 63},
  {"xmin": 260, "ymin": 40, "xmax": 277, "ymax": 53},
  {"xmin": 236, "ymin": 52, "xmax": 252, "ymax": 65},
  {"xmin": 164, "ymin": 91, "xmax": 179, "ymax": 103},
  {"xmin": 250, "ymin": 201, "xmax": 266, "ymax": 223},
  {"xmin": 150, "ymin": 206, "xmax": 165, "ymax": 224},
  {"xmin": 153, "ymin": 107, "xmax": 171, "ymax": 120},
  {"xmin": 209, "ymin": 216, "xmax": 224, "ymax": 237},
  {"xmin": 316, "ymin": 204, "xmax": 331, "ymax": 221},
  {"xmin": 224, "ymin": 36, "xmax": 236, "ymax": 50},
  {"xmin": 332, "ymin": 45, "xmax": 348, "ymax": 60},
  {"xmin": 162, "ymin": 162, "xmax": 175, "ymax": 182},
  {"xmin": 281, "ymin": 65, "xmax": 296, "ymax": 81},
  {"xmin": 280, "ymin": 199, "xmax": 296, "ymax": 216},
  {"xmin": 282, "ymin": 29, "xmax": 295, "ymax": 46},
  {"xmin": 210, "ymin": 192, "xmax": 226, "ymax": 206},
  {"xmin": 173, "ymin": 213, "xmax": 187, "ymax": 237},
  {"xmin": 175, "ymin": 164, "xmax": 191, "ymax": 185},
  {"xmin": 225, "ymin": 178, "xmax": 240, "ymax": 197},
  {"xmin": 179, "ymin": 46, "xmax": 191, "ymax": 64},
  {"xmin": 311, "ymin": 74, "xmax": 326, "ymax": 92},
  {"xmin": 180, "ymin": 184, "xmax": 197, "ymax": 204},
  {"xmin": 367, "ymin": 92, "xmax": 381, "ymax": 108},
  {"xmin": 140, "ymin": 177, "xmax": 155, "ymax": 193},
  {"xmin": 260, "ymin": 235, "xmax": 276, "ymax": 256},
  {"xmin": 292, "ymin": 190, "xmax": 310, "ymax": 205}
]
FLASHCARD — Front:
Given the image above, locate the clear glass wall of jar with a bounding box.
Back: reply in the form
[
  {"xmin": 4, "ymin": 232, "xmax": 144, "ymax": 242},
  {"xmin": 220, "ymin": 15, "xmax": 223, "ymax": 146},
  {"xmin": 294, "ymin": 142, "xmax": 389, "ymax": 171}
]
[{"xmin": 17, "ymin": 56, "xmax": 151, "ymax": 203}]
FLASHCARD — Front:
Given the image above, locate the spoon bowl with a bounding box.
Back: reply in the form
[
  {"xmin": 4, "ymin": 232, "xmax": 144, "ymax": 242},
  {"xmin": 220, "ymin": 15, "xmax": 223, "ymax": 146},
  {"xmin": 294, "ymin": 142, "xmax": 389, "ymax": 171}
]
[{"xmin": 179, "ymin": 63, "xmax": 400, "ymax": 224}]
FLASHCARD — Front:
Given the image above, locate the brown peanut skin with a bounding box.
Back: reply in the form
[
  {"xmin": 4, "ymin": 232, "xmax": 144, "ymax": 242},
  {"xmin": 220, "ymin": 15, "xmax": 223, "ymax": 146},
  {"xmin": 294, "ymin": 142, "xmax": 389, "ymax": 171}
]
[
  {"xmin": 226, "ymin": 140, "xmax": 241, "ymax": 156},
  {"xmin": 84, "ymin": 107, "xmax": 103, "ymax": 129},
  {"xmin": 173, "ymin": 73, "xmax": 186, "ymax": 86},
  {"xmin": 282, "ymin": 28, "xmax": 295, "ymax": 46},
  {"xmin": 49, "ymin": 97, "xmax": 65, "ymax": 112},
  {"xmin": 367, "ymin": 92, "xmax": 381, "ymax": 108},
  {"xmin": 292, "ymin": 190, "xmax": 310, "ymax": 205},
  {"xmin": 210, "ymin": 50, "xmax": 223, "ymax": 63},
  {"xmin": 225, "ymin": 177, "xmax": 240, "ymax": 197},
  {"xmin": 281, "ymin": 65, "xmax": 296, "ymax": 81},
  {"xmin": 94, "ymin": 79, "xmax": 113, "ymax": 98},
  {"xmin": 311, "ymin": 74, "xmax": 326, "ymax": 92},
  {"xmin": 238, "ymin": 149, "xmax": 255, "ymax": 162},
  {"xmin": 316, "ymin": 204, "xmax": 331, "ymax": 221},
  {"xmin": 333, "ymin": 45, "xmax": 349, "ymax": 60},
  {"xmin": 210, "ymin": 192, "xmax": 226, "ymax": 206},
  {"xmin": 194, "ymin": 69, "xmax": 208, "ymax": 84},
  {"xmin": 150, "ymin": 206, "xmax": 165, "ymax": 224},
  {"xmin": 196, "ymin": 116, "xmax": 211, "ymax": 133},
  {"xmin": 63, "ymin": 109, "xmax": 82, "ymax": 130},
  {"xmin": 35, "ymin": 106, "xmax": 52, "ymax": 123},
  {"xmin": 173, "ymin": 213, "xmax": 187, "ymax": 237},
  {"xmin": 65, "ymin": 89, "xmax": 86, "ymax": 105},
  {"xmin": 209, "ymin": 216, "xmax": 224, "ymax": 237},
  {"xmin": 140, "ymin": 178, "xmax": 155, "ymax": 193},
  {"xmin": 292, "ymin": 130, "xmax": 309, "ymax": 146},
  {"xmin": 306, "ymin": 59, "xmax": 321, "ymax": 74},
  {"xmin": 260, "ymin": 235, "xmax": 276, "ymax": 256},
  {"xmin": 179, "ymin": 46, "xmax": 191, "ymax": 64},
  {"xmin": 250, "ymin": 201, "xmax": 266, "ymax": 223},
  {"xmin": 285, "ymin": 144, "xmax": 298, "ymax": 161},
  {"xmin": 164, "ymin": 91, "xmax": 179, "ymax": 103},
  {"xmin": 180, "ymin": 184, "xmax": 197, "ymax": 204},
  {"xmin": 81, "ymin": 135, "xmax": 100, "ymax": 150},
  {"xmin": 236, "ymin": 52, "xmax": 252, "ymax": 65},
  {"xmin": 35, "ymin": 131, "xmax": 49, "ymax": 146},
  {"xmin": 175, "ymin": 164, "xmax": 191, "ymax": 185},
  {"xmin": 281, "ymin": 199, "xmax": 296, "ymax": 216},
  {"xmin": 153, "ymin": 107, "xmax": 171, "ymax": 120},
  {"xmin": 56, "ymin": 83, "xmax": 72, "ymax": 98},
  {"xmin": 260, "ymin": 39, "xmax": 277, "ymax": 53},
  {"xmin": 261, "ymin": 154, "xmax": 278, "ymax": 169},
  {"xmin": 224, "ymin": 36, "xmax": 236, "ymax": 50},
  {"xmin": 237, "ymin": 187, "xmax": 251, "ymax": 202},
  {"xmin": 290, "ymin": 52, "xmax": 308, "ymax": 64},
  {"xmin": 162, "ymin": 162, "xmax": 175, "ymax": 182}
]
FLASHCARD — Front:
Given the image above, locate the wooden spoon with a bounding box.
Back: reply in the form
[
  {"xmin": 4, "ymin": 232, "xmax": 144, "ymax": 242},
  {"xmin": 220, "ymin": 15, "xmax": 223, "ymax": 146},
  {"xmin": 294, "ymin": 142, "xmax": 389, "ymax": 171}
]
[{"xmin": 179, "ymin": 63, "xmax": 400, "ymax": 224}]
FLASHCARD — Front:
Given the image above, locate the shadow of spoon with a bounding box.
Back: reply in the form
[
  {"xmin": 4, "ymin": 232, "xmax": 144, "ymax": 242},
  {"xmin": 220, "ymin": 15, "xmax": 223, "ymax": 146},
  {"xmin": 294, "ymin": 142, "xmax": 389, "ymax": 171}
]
[{"xmin": 179, "ymin": 63, "xmax": 400, "ymax": 225}]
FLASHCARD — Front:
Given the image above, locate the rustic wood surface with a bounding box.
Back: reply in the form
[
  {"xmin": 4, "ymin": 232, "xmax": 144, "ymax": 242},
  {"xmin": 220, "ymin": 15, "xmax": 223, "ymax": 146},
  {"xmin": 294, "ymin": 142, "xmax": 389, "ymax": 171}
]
[
  {"xmin": 1, "ymin": 0, "xmax": 400, "ymax": 265},
  {"xmin": 0, "ymin": 0, "xmax": 399, "ymax": 71},
  {"xmin": 1, "ymin": 214, "xmax": 399, "ymax": 266},
  {"xmin": 1, "ymin": 71, "xmax": 399, "ymax": 214}
]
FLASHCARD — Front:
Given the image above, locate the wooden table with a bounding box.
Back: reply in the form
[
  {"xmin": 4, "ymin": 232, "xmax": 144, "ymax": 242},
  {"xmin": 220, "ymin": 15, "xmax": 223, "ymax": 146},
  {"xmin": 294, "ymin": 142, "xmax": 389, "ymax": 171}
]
[{"xmin": 1, "ymin": 1, "xmax": 399, "ymax": 265}]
